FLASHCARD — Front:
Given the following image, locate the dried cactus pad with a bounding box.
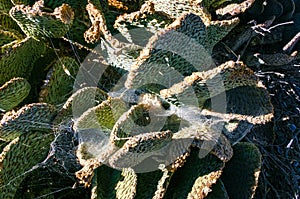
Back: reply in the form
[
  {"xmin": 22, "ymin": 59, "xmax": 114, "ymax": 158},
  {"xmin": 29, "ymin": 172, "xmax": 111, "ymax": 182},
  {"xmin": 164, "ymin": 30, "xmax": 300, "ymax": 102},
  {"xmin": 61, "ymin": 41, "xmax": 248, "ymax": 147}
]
[{"xmin": 0, "ymin": 77, "xmax": 30, "ymax": 112}]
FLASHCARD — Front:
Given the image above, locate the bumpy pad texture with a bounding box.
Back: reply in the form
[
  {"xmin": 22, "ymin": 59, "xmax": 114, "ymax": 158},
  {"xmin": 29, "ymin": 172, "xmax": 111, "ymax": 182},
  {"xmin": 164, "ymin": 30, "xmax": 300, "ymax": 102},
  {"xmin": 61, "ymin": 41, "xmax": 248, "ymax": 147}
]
[
  {"xmin": 0, "ymin": 103, "xmax": 57, "ymax": 141},
  {"xmin": 0, "ymin": 131, "xmax": 54, "ymax": 199},
  {"xmin": 39, "ymin": 57, "xmax": 80, "ymax": 105},
  {"xmin": 0, "ymin": 38, "xmax": 46, "ymax": 85},
  {"xmin": 9, "ymin": 2, "xmax": 74, "ymax": 40},
  {"xmin": 221, "ymin": 142, "xmax": 262, "ymax": 199},
  {"xmin": 0, "ymin": 77, "xmax": 30, "ymax": 111},
  {"xmin": 164, "ymin": 150, "xmax": 224, "ymax": 198}
]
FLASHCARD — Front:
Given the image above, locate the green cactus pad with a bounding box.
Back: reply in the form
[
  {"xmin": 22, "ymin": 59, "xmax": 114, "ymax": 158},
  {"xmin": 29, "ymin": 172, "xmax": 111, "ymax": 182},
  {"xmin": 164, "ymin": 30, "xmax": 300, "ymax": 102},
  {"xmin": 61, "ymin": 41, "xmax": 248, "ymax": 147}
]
[
  {"xmin": 9, "ymin": 2, "xmax": 74, "ymax": 40},
  {"xmin": 221, "ymin": 142, "xmax": 262, "ymax": 199},
  {"xmin": 0, "ymin": 140, "xmax": 7, "ymax": 154},
  {"xmin": 206, "ymin": 179, "xmax": 229, "ymax": 199},
  {"xmin": 136, "ymin": 168, "xmax": 172, "ymax": 198},
  {"xmin": 0, "ymin": 103, "xmax": 57, "ymax": 141},
  {"xmin": 125, "ymin": 12, "xmax": 239, "ymax": 91},
  {"xmin": 0, "ymin": 131, "xmax": 54, "ymax": 199},
  {"xmin": 39, "ymin": 57, "xmax": 80, "ymax": 106},
  {"xmin": 109, "ymin": 131, "xmax": 173, "ymax": 170},
  {"xmin": 124, "ymin": 13, "xmax": 208, "ymax": 90},
  {"xmin": 91, "ymin": 165, "xmax": 122, "ymax": 199},
  {"xmin": 0, "ymin": 0, "xmax": 13, "ymax": 13},
  {"xmin": 0, "ymin": 13, "xmax": 21, "ymax": 32},
  {"xmin": 114, "ymin": 2, "xmax": 173, "ymax": 35},
  {"xmin": 104, "ymin": 2, "xmax": 173, "ymax": 70},
  {"xmin": 164, "ymin": 149, "xmax": 224, "ymax": 198},
  {"xmin": 111, "ymin": 101, "xmax": 170, "ymax": 147},
  {"xmin": 53, "ymin": 87, "xmax": 108, "ymax": 125},
  {"xmin": 0, "ymin": 77, "xmax": 30, "ymax": 112},
  {"xmin": 0, "ymin": 26, "xmax": 23, "ymax": 45},
  {"xmin": 91, "ymin": 164, "xmax": 172, "ymax": 199},
  {"xmin": 160, "ymin": 61, "xmax": 259, "ymax": 108},
  {"xmin": 226, "ymin": 86, "xmax": 273, "ymax": 116},
  {"xmin": 151, "ymin": 0, "xmax": 239, "ymax": 52},
  {"xmin": 0, "ymin": 38, "xmax": 46, "ymax": 85},
  {"xmin": 74, "ymin": 98, "xmax": 128, "ymax": 135}
]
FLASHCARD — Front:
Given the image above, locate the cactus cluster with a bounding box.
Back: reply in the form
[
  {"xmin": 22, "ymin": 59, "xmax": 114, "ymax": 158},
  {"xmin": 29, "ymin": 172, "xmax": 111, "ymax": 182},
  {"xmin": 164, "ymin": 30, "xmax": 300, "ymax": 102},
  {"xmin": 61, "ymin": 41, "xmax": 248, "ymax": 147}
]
[{"xmin": 1, "ymin": 0, "xmax": 296, "ymax": 198}]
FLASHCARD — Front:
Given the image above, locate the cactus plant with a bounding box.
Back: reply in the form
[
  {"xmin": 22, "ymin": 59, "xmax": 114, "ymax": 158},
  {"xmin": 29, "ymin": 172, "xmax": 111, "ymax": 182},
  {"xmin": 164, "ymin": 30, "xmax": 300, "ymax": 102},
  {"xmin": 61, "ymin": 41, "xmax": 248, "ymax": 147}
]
[{"xmin": 1, "ymin": 0, "xmax": 297, "ymax": 198}]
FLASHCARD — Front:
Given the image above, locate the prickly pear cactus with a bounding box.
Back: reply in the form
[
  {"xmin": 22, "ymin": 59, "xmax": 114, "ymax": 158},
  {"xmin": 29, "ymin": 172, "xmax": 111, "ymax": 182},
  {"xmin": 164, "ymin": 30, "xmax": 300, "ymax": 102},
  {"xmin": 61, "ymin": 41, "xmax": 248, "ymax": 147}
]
[
  {"xmin": 72, "ymin": 1, "xmax": 272, "ymax": 199},
  {"xmin": 1, "ymin": 0, "xmax": 297, "ymax": 198}
]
